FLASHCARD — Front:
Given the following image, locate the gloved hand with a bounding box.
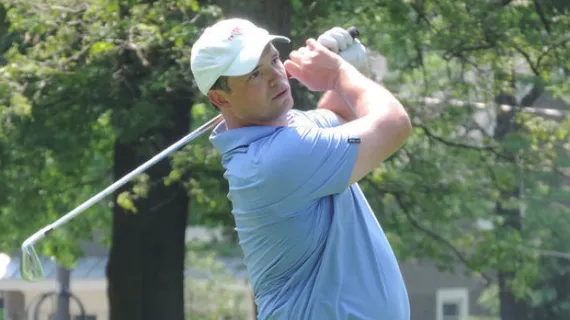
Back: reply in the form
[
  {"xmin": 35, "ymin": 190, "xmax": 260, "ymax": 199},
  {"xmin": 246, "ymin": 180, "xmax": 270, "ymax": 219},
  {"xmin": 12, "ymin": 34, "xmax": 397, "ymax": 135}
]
[{"xmin": 317, "ymin": 27, "xmax": 370, "ymax": 76}]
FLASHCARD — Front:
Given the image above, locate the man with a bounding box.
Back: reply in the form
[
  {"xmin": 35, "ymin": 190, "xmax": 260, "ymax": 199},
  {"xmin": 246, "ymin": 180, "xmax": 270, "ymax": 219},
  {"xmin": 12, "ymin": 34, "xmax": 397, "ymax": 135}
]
[{"xmin": 190, "ymin": 18, "xmax": 412, "ymax": 319}]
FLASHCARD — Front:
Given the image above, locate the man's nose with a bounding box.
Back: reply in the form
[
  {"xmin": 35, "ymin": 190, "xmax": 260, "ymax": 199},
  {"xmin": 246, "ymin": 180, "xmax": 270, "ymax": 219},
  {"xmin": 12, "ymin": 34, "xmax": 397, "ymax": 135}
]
[{"xmin": 269, "ymin": 67, "xmax": 282, "ymax": 87}]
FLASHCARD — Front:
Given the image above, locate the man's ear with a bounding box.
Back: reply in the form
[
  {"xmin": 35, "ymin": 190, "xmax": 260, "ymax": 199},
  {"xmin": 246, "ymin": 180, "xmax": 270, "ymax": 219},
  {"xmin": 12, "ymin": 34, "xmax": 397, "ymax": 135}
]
[{"xmin": 207, "ymin": 90, "xmax": 231, "ymax": 110}]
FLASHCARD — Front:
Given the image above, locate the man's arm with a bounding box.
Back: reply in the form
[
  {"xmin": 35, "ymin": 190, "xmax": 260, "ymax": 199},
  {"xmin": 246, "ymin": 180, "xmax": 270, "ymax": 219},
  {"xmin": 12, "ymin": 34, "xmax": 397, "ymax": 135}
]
[
  {"xmin": 316, "ymin": 27, "xmax": 371, "ymax": 125},
  {"xmin": 316, "ymin": 90, "xmax": 357, "ymax": 124},
  {"xmin": 330, "ymin": 62, "xmax": 411, "ymax": 186},
  {"xmin": 285, "ymin": 38, "xmax": 411, "ymax": 188}
]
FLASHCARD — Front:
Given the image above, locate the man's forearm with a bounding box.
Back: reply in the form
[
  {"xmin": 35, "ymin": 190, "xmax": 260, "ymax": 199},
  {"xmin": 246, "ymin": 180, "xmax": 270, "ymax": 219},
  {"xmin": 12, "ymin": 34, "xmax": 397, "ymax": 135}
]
[
  {"xmin": 332, "ymin": 63, "xmax": 403, "ymax": 119},
  {"xmin": 317, "ymin": 90, "xmax": 358, "ymax": 122},
  {"xmin": 317, "ymin": 64, "xmax": 382, "ymax": 122}
]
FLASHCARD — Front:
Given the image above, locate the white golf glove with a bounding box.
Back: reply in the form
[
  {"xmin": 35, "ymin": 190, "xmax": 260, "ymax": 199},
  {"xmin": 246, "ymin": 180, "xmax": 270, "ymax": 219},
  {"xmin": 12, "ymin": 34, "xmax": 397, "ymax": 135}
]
[{"xmin": 317, "ymin": 27, "xmax": 370, "ymax": 76}]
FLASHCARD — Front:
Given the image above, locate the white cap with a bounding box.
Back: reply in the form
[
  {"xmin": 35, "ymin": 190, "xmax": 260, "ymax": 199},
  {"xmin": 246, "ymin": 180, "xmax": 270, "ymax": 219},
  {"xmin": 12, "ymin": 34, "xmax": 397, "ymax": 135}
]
[{"xmin": 190, "ymin": 18, "xmax": 290, "ymax": 95}]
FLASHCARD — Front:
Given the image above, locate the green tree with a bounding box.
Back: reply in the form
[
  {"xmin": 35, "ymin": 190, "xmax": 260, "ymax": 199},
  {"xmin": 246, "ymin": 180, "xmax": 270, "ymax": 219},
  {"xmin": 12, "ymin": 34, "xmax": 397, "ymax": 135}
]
[
  {"xmin": 0, "ymin": 0, "xmax": 220, "ymax": 319},
  {"xmin": 313, "ymin": 1, "xmax": 570, "ymax": 319},
  {"xmin": 3, "ymin": 1, "xmax": 570, "ymax": 320},
  {"xmin": 0, "ymin": 0, "xmax": 115, "ymax": 264}
]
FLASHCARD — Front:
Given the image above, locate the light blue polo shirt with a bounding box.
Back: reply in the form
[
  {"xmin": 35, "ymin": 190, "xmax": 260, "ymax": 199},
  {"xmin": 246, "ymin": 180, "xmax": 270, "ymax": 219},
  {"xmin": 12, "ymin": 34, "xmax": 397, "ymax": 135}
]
[{"xmin": 210, "ymin": 109, "xmax": 409, "ymax": 320}]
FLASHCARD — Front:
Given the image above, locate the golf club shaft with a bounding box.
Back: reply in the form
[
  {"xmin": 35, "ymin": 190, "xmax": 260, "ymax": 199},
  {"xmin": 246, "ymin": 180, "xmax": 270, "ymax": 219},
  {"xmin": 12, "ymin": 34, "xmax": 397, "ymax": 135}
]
[{"xmin": 23, "ymin": 114, "xmax": 224, "ymax": 247}]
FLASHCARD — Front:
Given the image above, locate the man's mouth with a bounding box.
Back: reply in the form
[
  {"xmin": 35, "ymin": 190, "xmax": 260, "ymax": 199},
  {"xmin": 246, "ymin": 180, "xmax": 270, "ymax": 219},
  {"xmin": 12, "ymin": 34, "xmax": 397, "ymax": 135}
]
[{"xmin": 273, "ymin": 88, "xmax": 288, "ymax": 100}]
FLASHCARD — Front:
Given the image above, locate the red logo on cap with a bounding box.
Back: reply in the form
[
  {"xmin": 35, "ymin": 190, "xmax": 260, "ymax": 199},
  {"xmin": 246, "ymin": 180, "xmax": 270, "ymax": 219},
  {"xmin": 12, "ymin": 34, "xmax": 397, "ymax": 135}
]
[{"xmin": 227, "ymin": 26, "xmax": 243, "ymax": 41}]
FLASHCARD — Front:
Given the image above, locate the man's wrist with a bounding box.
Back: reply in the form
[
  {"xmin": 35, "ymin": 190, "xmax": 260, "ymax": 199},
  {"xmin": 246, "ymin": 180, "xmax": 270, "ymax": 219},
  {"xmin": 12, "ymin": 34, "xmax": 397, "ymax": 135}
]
[{"xmin": 332, "ymin": 62, "xmax": 366, "ymax": 93}]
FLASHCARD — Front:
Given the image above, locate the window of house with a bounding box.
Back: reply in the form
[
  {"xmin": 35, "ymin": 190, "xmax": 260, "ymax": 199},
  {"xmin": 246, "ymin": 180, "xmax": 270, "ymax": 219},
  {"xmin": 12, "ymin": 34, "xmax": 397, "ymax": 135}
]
[
  {"xmin": 436, "ymin": 288, "xmax": 469, "ymax": 320},
  {"xmin": 443, "ymin": 302, "xmax": 459, "ymax": 320}
]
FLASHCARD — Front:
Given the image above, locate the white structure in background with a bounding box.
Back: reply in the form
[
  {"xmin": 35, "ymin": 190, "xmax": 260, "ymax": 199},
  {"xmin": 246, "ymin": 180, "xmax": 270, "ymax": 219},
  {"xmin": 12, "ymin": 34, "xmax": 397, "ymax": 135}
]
[
  {"xmin": 0, "ymin": 227, "xmax": 254, "ymax": 320},
  {"xmin": 436, "ymin": 288, "xmax": 469, "ymax": 320}
]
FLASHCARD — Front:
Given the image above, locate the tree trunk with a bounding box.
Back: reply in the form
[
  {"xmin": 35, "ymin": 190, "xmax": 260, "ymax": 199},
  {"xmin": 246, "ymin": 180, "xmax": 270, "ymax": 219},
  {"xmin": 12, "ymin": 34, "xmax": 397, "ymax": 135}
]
[
  {"xmin": 106, "ymin": 104, "xmax": 190, "ymax": 320},
  {"xmin": 498, "ymin": 271, "xmax": 529, "ymax": 320},
  {"xmin": 496, "ymin": 194, "xmax": 529, "ymax": 320},
  {"xmin": 105, "ymin": 3, "xmax": 191, "ymax": 320},
  {"xmin": 493, "ymin": 94, "xmax": 529, "ymax": 320}
]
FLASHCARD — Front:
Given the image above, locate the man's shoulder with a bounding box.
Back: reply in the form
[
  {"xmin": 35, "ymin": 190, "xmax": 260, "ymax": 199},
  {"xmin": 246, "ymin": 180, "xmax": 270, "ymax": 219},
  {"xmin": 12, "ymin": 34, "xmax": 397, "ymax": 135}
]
[
  {"xmin": 223, "ymin": 127, "xmax": 319, "ymax": 211},
  {"xmin": 222, "ymin": 126, "xmax": 312, "ymax": 190},
  {"xmin": 222, "ymin": 111, "xmax": 342, "ymax": 184},
  {"xmin": 222, "ymin": 126, "xmax": 302, "ymax": 174}
]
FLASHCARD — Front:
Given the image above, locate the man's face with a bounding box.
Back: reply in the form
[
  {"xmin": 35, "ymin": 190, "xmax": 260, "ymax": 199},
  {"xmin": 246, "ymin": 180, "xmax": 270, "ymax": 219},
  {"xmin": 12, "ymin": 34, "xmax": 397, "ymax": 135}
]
[{"xmin": 211, "ymin": 43, "xmax": 293, "ymax": 126}]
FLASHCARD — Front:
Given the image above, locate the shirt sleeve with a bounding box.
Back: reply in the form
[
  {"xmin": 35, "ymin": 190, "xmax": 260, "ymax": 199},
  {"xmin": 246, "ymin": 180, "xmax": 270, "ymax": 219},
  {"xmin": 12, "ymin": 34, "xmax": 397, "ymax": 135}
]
[{"xmin": 256, "ymin": 125, "xmax": 360, "ymax": 210}]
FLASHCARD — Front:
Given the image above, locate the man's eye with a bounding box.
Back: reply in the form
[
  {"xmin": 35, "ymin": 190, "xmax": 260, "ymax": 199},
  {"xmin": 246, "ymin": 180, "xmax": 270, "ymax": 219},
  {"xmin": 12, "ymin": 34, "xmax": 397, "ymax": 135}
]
[{"xmin": 249, "ymin": 70, "xmax": 260, "ymax": 79}]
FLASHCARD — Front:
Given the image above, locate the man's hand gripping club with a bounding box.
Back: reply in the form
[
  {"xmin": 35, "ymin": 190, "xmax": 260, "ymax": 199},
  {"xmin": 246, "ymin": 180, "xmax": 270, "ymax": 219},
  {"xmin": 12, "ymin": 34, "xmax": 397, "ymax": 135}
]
[
  {"xmin": 284, "ymin": 38, "xmax": 350, "ymax": 92},
  {"xmin": 318, "ymin": 27, "xmax": 369, "ymax": 77},
  {"xmin": 284, "ymin": 32, "xmax": 370, "ymax": 122}
]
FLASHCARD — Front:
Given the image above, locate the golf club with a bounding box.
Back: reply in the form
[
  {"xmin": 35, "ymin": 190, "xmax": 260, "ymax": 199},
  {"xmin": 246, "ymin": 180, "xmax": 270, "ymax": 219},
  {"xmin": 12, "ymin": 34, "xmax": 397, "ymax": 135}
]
[
  {"xmin": 20, "ymin": 114, "xmax": 223, "ymax": 281},
  {"xmin": 20, "ymin": 26, "xmax": 360, "ymax": 282}
]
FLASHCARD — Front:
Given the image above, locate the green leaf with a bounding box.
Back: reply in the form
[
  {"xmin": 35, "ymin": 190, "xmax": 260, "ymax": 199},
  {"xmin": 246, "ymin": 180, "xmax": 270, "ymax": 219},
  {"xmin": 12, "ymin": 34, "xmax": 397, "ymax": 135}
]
[
  {"xmin": 10, "ymin": 92, "xmax": 32, "ymax": 117},
  {"xmin": 117, "ymin": 191, "xmax": 138, "ymax": 214},
  {"xmin": 90, "ymin": 41, "xmax": 115, "ymax": 57}
]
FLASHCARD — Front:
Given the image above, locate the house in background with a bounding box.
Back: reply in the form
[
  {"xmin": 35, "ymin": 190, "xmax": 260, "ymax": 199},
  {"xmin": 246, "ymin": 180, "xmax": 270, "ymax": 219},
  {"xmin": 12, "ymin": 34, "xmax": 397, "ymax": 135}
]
[{"xmin": 401, "ymin": 260, "xmax": 495, "ymax": 320}]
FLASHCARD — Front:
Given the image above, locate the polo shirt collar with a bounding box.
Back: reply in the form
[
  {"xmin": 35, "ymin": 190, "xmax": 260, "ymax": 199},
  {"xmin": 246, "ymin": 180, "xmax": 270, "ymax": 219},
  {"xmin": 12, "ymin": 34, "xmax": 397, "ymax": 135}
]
[{"xmin": 209, "ymin": 120, "xmax": 282, "ymax": 154}]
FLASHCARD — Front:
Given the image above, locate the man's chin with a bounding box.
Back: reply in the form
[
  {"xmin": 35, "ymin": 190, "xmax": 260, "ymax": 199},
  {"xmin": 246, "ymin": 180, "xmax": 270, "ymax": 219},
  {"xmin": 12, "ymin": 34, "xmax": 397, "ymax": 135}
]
[
  {"xmin": 280, "ymin": 101, "xmax": 294, "ymax": 117},
  {"xmin": 281, "ymin": 94, "xmax": 294, "ymax": 109},
  {"xmin": 270, "ymin": 94, "xmax": 293, "ymax": 109},
  {"xmin": 259, "ymin": 101, "xmax": 294, "ymax": 125}
]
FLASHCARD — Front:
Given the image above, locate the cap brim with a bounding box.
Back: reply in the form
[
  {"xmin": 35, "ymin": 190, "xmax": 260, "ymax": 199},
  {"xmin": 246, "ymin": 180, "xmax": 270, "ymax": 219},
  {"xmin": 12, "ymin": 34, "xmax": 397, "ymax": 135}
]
[{"xmin": 222, "ymin": 35, "xmax": 290, "ymax": 77}]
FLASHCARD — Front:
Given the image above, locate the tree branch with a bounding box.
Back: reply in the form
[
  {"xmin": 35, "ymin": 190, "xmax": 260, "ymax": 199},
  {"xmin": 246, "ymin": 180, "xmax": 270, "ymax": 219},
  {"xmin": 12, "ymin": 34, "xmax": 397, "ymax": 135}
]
[
  {"xmin": 532, "ymin": 0, "xmax": 551, "ymax": 34},
  {"xmin": 391, "ymin": 192, "xmax": 493, "ymax": 284},
  {"xmin": 125, "ymin": 26, "xmax": 150, "ymax": 67},
  {"xmin": 415, "ymin": 123, "xmax": 514, "ymax": 161},
  {"xmin": 6, "ymin": 1, "xmax": 89, "ymax": 14},
  {"xmin": 65, "ymin": 38, "xmax": 101, "ymax": 63},
  {"xmin": 410, "ymin": 1, "xmax": 435, "ymax": 31},
  {"xmin": 443, "ymin": 44, "xmax": 496, "ymax": 61},
  {"xmin": 553, "ymin": 166, "xmax": 570, "ymax": 180},
  {"xmin": 537, "ymin": 38, "xmax": 570, "ymax": 70},
  {"xmin": 512, "ymin": 44, "xmax": 540, "ymax": 76},
  {"xmin": 363, "ymin": 180, "xmax": 493, "ymax": 284},
  {"xmin": 149, "ymin": 189, "xmax": 183, "ymax": 213}
]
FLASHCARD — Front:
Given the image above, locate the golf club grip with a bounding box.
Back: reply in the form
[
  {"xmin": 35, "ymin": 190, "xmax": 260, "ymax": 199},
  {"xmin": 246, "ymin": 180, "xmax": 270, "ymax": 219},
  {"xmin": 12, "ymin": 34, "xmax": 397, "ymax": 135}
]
[
  {"xmin": 286, "ymin": 26, "xmax": 359, "ymax": 79},
  {"xmin": 346, "ymin": 26, "xmax": 360, "ymax": 39}
]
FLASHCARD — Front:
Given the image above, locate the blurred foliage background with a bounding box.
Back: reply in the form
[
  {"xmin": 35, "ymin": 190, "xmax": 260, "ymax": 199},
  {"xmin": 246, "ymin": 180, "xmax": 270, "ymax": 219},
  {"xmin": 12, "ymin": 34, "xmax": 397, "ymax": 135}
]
[{"xmin": 1, "ymin": 0, "xmax": 569, "ymax": 319}]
